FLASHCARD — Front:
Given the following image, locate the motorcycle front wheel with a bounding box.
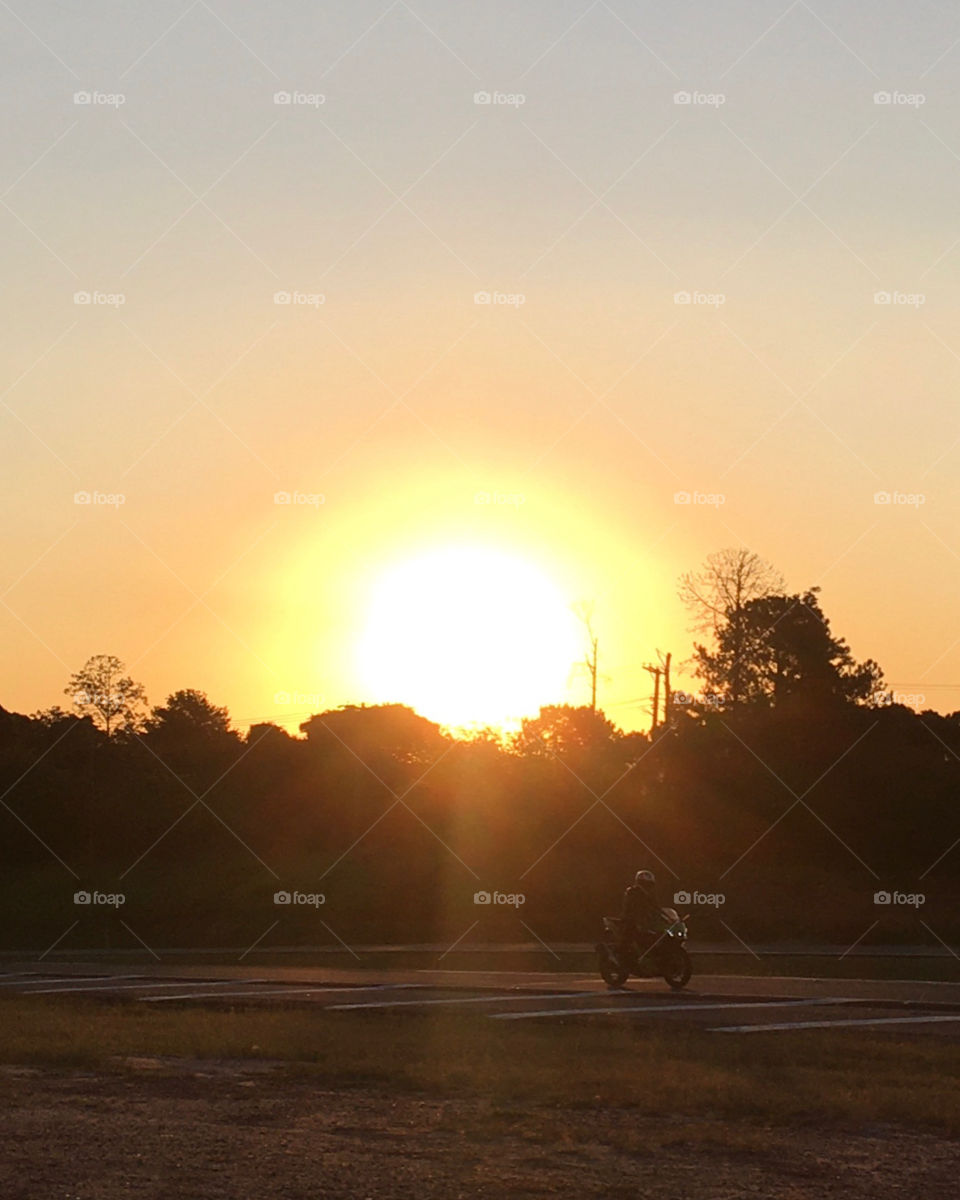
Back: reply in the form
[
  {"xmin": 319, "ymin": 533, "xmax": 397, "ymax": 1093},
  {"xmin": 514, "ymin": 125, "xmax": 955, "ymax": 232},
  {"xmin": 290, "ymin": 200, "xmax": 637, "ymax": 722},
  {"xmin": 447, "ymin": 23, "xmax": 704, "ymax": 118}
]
[
  {"xmin": 662, "ymin": 945, "xmax": 692, "ymax": 990},
  {"xmin": 596, "ymin": 943, "xmax": 629, "ymax": 988}
]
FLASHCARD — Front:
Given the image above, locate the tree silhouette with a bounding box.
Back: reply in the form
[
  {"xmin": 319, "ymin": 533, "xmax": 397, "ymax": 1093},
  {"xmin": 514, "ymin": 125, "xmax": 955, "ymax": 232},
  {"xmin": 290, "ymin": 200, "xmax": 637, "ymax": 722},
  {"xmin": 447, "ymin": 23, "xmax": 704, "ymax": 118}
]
[
  {"xmin": 146, "ymin": 689, "xmax": 233, "ymax": 740},
  {"xmin": 513, "ymin": 704, "xmax": 622, "ymax": 758},
  {"xmin": 300, "ymin": 704, "xmax": 448, "ymax": 767},
  {"xmin": 694, "ymin": 589, "xmax": 884, "ymax": 708},
  {"xmin": 572, "ymin": 601, "xmax": 601, "ymax": 712},
  {"xmin": 64, "ymin": 655, "xmax": 147, "ymax": 736},
  {"xmin": 1, "ymin": 605, "xmax": 954, "ymax": 952},
  {"xmin": 679, "ymin": 548, "xmax": 784, "ymax": 705}
]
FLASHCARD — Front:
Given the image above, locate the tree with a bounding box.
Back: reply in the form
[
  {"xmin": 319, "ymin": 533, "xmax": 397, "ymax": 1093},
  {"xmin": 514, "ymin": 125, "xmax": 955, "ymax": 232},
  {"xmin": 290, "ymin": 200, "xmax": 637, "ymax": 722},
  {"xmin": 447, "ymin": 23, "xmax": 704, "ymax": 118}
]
[
  {"xmin": 247, "ymin": 721, "xmax": 295, "ymax": 747},
  {"xmin": 65, "ymin": 655, "xmax": 147, "ymax": 736},
  {"xmin": 679, "ymin": 548, "xmax": 784, "ymax": 634},
  {"xmin": 679, "ymin": 549, "xmax": 784, "ymax": 704},
  {"xmin": 146, "ymin": 689, "xmax": 233, "ymax": 740},
  {"xmin": 31, "ymin": 705, "xmax": 80, "ymax": 727},
  {"xmin": 140, "ymin": 689, "xmax": 242, "ymax": 788},
  {"xmin": 573, "ymin": 601, "xmax": 601, "ymax": 712},
  {"xmin": 693, "ymin": 589, "xmax": 884, "ymax": 708},
  {"xmin": 300, "ymin": 704, "xmax": 448, "ymax": 767},
  {"xmin": 513, "ymin": 704, "xmax": 622, "ymax": 758}
]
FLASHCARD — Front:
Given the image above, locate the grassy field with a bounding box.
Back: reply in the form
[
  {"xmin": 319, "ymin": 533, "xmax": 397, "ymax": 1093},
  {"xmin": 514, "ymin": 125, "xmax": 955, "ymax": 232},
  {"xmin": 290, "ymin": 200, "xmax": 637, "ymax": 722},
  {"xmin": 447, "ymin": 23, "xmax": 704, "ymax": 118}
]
[{"xmin": 4, "ymin": 994, "xmax": 959, "ymax": 1134}]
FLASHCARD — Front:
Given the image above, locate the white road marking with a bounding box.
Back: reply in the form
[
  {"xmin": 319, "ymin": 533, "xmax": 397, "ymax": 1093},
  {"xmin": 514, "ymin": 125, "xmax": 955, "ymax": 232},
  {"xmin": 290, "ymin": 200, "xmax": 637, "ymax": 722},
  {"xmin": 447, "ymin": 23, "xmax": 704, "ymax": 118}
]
[
  {"xmin": 0, "ymin": 974, "xmax": 89, "ymax": 987},
  {"xmin": 706, "ymin": 973, "xmax": 960, "ymax": 988},
  {"xmin": 18, "ymin": 977, "xmax": 263, "ymax": 995},
  {"xmin": 408, "ymin": 970, "xmax": 596, "ymax": 978},
  {"xmin": 141, "ymin": 983, "xmax": 426, "ymax": 1003},
  {"xmin": 329, "ymin": 991, "xmax": 585, "ymax": 1011},
  {"xmin": 10, "ymin": 974, "xmax": 147, "ymax": 990},
  {"xmin": 490, "ymin": 997, "xmax": 857, "ymax": 1020},
  {"xmin": 714, "ymin": 1013, "xmax": 960, "ymax": 1033}
]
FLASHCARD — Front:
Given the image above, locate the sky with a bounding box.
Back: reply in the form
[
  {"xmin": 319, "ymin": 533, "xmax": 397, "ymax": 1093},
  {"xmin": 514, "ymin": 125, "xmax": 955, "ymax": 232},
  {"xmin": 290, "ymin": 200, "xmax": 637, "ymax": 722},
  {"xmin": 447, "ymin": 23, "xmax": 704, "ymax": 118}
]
[{"xmin": 3, "ymin": 0, "xmax": 960, "ymax": 732}]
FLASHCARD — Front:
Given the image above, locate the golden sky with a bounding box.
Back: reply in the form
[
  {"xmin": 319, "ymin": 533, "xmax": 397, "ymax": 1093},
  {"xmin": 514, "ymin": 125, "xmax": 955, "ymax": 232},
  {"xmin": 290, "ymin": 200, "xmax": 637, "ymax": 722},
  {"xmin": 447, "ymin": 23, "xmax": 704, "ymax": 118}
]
[{"xmin": 4, "ymin": 1, "xmax": 960, "ymax": 731}]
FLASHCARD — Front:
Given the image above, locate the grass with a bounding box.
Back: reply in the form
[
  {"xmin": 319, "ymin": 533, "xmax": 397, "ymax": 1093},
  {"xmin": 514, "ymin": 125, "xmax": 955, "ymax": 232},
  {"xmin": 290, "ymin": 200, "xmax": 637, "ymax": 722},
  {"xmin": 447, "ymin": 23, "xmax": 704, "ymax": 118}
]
[{"xmin": 3, "ymin": 995, "xmax": 959, "ymax": 1134}]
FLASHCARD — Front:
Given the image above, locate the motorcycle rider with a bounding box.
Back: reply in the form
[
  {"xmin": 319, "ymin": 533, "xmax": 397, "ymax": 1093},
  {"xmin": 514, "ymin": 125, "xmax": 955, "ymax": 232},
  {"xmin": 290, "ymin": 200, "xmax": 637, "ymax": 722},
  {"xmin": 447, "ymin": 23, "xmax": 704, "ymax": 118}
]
[{"xmin": 620, "ymin": 869, "xmax": 661, "ymax": 954}]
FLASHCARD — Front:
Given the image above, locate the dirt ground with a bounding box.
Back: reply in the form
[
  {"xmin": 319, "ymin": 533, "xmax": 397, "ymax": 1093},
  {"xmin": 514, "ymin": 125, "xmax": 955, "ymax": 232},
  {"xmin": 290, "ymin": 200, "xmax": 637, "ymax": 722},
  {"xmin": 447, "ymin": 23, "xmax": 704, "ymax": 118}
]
[{"xmin": 2, "ymin": 1060, "xmax": 958, "ymax": 1199}]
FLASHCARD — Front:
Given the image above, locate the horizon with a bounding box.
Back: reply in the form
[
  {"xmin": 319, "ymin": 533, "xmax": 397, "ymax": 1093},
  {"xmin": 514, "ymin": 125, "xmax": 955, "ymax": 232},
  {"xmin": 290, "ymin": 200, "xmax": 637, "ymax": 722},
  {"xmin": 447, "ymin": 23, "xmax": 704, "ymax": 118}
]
[{"xmin": 10, "ymin": 560, "xmax": 954, "ymax": 738}]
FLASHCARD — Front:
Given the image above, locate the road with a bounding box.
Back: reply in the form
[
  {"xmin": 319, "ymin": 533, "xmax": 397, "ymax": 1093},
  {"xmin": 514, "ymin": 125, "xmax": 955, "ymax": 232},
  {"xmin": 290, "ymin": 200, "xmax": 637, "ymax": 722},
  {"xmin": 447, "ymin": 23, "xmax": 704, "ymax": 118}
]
[{"xmin": 5, "ymin": 962, "xmax": 960, "ymax": 1035}]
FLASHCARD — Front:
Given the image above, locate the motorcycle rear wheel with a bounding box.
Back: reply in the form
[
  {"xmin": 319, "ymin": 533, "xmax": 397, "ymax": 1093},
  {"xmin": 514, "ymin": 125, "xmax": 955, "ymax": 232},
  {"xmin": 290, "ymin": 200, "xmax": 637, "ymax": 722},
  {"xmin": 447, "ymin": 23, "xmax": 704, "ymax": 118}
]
[{"xmin": 597, "ymin": 944, "xmax": 629, "ymax": 988}]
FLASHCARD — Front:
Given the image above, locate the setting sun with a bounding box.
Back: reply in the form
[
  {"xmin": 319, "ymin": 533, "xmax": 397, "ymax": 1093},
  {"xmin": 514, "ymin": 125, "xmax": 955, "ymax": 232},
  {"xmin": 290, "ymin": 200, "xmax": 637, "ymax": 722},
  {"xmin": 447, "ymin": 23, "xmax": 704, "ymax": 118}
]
[{"xmin": 356, "ymin": 545, "xmax": 581, "ymax": 730}]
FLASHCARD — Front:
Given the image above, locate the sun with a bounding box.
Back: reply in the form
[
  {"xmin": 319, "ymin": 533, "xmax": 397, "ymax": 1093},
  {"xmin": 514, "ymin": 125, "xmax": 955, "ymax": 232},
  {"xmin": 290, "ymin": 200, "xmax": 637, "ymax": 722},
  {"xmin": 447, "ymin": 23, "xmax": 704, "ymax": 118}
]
[{"xmin": 356, "ymin": 545, "xmax": 581, "ymax": 729}]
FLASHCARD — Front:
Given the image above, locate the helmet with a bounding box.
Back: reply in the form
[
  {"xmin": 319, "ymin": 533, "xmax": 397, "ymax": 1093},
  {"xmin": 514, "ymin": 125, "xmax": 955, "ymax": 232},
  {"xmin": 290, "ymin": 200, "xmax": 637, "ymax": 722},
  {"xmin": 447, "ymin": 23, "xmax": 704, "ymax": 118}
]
[{"xmin": 635, "ymin": 870, "xmax": 655, "ymax": 885}]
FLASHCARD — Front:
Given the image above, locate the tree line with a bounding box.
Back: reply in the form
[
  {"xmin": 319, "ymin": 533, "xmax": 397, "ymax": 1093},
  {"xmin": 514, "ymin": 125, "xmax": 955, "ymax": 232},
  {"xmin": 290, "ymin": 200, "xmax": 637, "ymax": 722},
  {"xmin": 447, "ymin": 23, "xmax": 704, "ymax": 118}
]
[{"xmin": 2, "ymin": 548, "xmax": 957, "ymax": 953}]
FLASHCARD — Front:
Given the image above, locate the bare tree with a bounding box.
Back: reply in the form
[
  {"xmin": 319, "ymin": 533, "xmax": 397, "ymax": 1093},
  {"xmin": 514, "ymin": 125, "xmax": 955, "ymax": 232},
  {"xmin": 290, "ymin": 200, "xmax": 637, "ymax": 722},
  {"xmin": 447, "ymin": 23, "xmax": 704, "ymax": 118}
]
[
  {"xmin": 65, "ymin": 654, "xmax": 147, "ymax": 736},
  {"xmin": 572, "ymin": 601, "xmax": 600, "ymax": 712},
  {"xmin": 679, "ymin": 548, "xmax": 784, "ymax": 636},
  {"xmin": 678, "ymin": 549, "xmax": 784, "ymax": 705}
]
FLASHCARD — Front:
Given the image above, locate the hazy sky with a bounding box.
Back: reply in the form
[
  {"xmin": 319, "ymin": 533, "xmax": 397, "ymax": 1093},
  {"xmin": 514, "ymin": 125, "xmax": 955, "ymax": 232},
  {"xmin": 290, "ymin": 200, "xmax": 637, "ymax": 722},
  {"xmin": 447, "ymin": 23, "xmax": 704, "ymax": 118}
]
[{"xmin": 4, "ymin": 1, "xmax": 960, "ymax": 731}]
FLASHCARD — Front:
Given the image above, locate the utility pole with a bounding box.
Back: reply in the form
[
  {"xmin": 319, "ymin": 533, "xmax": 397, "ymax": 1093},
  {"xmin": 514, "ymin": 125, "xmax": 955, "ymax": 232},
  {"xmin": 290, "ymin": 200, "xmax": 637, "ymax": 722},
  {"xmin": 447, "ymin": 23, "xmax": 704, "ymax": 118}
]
[
  {"xmin": 662, "ymin": 651, "xmax": 672, "ymax": 728},
  {"xmin": 644, "ymin": 662, "xmax": 662, "ymax": 733},
  {"xmin": 644, "ymin": 650, "xmax": 674, "ymax": 734}
]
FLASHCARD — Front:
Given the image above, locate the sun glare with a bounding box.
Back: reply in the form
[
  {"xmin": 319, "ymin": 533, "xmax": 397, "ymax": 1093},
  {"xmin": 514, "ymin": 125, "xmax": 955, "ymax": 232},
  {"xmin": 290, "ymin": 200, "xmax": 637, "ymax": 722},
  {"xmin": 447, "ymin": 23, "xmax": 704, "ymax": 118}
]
[{"xmin": 356, "ymin": 545, "xmax": 581, "ymax": 730}]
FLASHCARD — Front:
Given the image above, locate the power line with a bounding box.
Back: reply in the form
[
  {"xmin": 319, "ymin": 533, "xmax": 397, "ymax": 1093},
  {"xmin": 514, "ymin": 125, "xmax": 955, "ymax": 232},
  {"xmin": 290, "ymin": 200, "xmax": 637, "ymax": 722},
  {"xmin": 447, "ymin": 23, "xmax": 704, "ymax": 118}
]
[{"xmin": 887, "ymin": 684, "xmax": 960, "ymax": 689}]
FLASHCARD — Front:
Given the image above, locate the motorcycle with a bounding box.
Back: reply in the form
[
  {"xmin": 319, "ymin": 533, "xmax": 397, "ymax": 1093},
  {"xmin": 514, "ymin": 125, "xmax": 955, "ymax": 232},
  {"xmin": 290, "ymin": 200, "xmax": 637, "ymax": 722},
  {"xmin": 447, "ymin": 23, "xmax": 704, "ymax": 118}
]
[{"xmin": 595, "ymin": 907, "xmax": 692, "ymax": 990}]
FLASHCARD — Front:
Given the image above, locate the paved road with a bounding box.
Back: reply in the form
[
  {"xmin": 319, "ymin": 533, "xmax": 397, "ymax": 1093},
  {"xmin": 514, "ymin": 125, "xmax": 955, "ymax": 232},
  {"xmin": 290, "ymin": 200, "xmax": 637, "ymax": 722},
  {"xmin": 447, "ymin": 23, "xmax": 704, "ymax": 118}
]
[{"xmin": 5, "ymin": 963, "xmax": 960, "ymax": 1035}]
